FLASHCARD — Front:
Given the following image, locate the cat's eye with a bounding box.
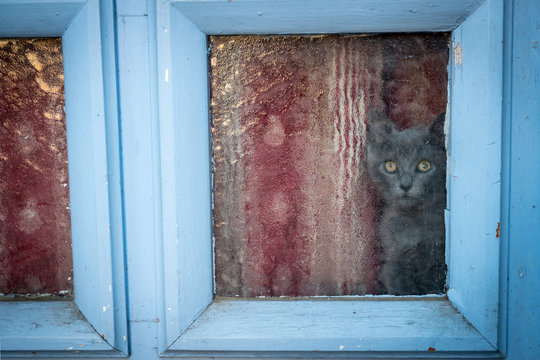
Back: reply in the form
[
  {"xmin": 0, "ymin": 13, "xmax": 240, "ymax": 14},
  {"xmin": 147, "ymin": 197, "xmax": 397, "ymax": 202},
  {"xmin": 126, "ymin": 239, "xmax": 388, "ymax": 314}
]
[
  {"xmin": 385, "ymin": 161, "xmax": 397, "ymax": 173},
  {"xmin": 417, "ymin": 160, "xmax": 431, "ymax": 172}
]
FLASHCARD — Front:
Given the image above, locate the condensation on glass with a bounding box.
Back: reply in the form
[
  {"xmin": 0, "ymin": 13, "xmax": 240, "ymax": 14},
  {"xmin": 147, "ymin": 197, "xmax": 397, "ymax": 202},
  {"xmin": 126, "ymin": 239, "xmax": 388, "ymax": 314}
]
[
  {"xmin": 0, "ymin": 38, "xmax": 73, "ymax": 297},
  {"xmin": 210, "ymin": 34, "xmax": 449, "ymax": 297}
]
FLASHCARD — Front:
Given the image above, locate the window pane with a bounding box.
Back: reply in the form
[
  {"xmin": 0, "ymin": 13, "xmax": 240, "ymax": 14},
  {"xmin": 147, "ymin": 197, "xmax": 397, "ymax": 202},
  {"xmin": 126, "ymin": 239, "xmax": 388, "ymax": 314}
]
[
  {"xmin": 0, "ymin": 38, "xmax": 72, "ymax": 297},
  {"xmin": 210, "ymin": 34, "xmax": 448, "ymax": 297}
]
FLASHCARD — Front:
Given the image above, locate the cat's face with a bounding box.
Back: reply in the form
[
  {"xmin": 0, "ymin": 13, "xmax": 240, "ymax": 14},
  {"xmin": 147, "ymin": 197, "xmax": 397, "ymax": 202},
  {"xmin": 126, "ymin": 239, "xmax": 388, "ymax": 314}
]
[{"xmin": 366, "ymin": 110, "xmax": 446, "ymax": 210}]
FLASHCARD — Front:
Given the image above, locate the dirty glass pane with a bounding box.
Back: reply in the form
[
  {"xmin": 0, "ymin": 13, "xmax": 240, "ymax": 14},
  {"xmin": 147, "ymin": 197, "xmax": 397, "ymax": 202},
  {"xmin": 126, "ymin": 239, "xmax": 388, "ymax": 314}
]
[
  {"xmin": 210, "ymin": 34, "xmax": 449, "ymax": 297},
  {"xmin": 0, "ymin": 38, "xmax": 73, "ymax": 297}
]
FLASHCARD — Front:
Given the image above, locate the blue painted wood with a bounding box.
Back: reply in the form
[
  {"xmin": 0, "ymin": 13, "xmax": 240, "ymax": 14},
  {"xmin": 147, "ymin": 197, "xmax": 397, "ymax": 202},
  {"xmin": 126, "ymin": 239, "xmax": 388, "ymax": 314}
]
[
  {"xmin": 0, "ymin": 0, "xmax": 128, "ymax": 356},
  {"xmin": 172, "ymin": 0, "xmax": 484, "ymax": 34},
  {"xmin": 156, "ymin": 2, "xmax": 214, "ymax": 353},
  {"xmin": 4, "ymin": 0, "xmax": 540, "ymax": 358},
  {"xmin": 116, "ymin": 13, "xmax": 156, "ymax": 323},
  {"xmin": 63, "ymin": 0, "xmax": 113, "ymax": 342},
  {"xmin": 0, "ymin": 302, "xmax": 111, "ymax": 352},
  {"xmin": 504, "ymin": 0, "xmax": 540, "ymax": 358},
  {"xmin": 447, "ymin": 0, "xmax": 503, "ymax": 347},
  {"xmin": 63, "ymin": 0, "xmax": 127, "ymax": 354},
  {"xmin": 116, "ymin": 0, "xmax": 146, "ymax": 16},
  {"xmin": 98, "ymin": 0, "xmax": 130, "ymax": 353},
  {"xmin": 0, "ymin": 0, "xmax": 85, "ymax": 37},
  {"xmin": 156, "ymin": 1, "xmax": 185, "ymax": 351},
  {"xmin": 169, "ymin": 3, "xmax": 213, "ymax": 343},
  {"xmin": 155, "ymin": 0, "xmax": 505, "ymax": 357},
  {"xmin": 168, "ymin": 299, "xmax": 495, "ymax": 354},
  {"xmin": 115, "ymin": 5, "xmax": 162, "ymax": 358},
  {"xmin": 498, "ymin": 0, "xmax": 514, "ymax": 356}
]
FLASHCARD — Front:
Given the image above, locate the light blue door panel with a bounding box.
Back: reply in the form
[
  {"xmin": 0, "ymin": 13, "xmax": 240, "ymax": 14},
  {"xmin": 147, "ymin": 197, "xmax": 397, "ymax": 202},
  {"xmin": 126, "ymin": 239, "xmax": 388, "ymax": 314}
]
[{"xmin": 1, "ymin": 0, "xmax": 538, "ymax": 359}]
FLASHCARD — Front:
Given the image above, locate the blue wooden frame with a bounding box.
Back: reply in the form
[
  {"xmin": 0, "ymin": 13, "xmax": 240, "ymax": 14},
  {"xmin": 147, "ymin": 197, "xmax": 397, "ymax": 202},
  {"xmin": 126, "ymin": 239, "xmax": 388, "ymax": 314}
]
[
  {"xmin": 448, "ymin": 0, "xmax": 503, "ymax": 346},
  {"xmin": 155, "ymin": 0, "xmax": 505, "ymax": 358},
  {"xmin": 1, "ymin": 0, "xmax": 537, "ymax": 358},
  {"xmin": 0, "ymin": 0, "xmax": 128, "ymax": 356},
  {"xmin": 501, "ymin": 1, "xmax": 540, "ymax": 357}
]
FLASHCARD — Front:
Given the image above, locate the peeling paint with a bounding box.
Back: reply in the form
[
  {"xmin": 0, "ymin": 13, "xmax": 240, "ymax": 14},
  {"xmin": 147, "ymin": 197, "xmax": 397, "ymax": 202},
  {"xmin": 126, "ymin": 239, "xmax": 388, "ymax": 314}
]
[{"xmin": 453, "ymin": 41, "xmax": 463, "ymax": 66}]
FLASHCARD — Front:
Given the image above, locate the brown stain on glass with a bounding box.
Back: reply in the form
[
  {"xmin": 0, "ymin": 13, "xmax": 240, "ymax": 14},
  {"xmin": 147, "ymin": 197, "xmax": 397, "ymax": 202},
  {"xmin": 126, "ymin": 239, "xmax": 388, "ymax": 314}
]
[
  {"xmin": 210, "ymin": 34, "xmax": 449, "ymax": 297},
  {"xmin": 0, "ymin": 38, "xmax": 73, "ymax": 296}
]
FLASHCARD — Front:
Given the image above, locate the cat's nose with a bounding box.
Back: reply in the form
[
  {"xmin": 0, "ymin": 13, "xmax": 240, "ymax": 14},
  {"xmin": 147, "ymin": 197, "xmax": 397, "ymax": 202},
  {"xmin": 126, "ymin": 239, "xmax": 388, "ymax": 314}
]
[{"xmin": 400, "ymin": 174, "xmax": 413, "ymax": 191}]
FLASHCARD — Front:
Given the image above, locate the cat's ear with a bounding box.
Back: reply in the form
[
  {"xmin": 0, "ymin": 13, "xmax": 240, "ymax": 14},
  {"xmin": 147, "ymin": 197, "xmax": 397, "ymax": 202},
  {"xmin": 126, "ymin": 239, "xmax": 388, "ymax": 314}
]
[
  {"xmin": 428, "ymin": 112, "xmax": 446, "ymax": 148},
  {"xmin": 367, "ymin": 109, "xmax": 396, "ymax": 143}
]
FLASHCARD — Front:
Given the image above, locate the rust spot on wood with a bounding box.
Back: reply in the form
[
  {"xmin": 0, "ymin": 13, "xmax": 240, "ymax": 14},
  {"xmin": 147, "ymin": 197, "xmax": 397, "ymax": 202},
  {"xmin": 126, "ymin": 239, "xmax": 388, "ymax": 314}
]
[
  {"xmin": 496, "ymin": 222, "xmax": 501, "ymax": 238},
  {"xmin": 428, "ymin": 347, "xmax": 436, "ymax": 352}
]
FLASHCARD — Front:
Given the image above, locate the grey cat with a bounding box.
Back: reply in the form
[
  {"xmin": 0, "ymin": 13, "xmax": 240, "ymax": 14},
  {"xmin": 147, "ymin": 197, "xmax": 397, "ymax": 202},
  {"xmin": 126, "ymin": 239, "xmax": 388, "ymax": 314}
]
[{"xmin": 366, "ymin": 109, "xmax": 447, "ymax": 295}]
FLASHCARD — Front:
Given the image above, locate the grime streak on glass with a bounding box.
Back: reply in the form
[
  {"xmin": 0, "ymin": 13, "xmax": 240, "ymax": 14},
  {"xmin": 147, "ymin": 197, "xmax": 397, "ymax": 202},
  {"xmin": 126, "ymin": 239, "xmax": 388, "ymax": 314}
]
[
  {"xmin": 211, "ymin": 34, "xmax": 449, "ymax": 297},
  {"xmin": 0, "ymin": 38, "xmax": 73, "ymax": 296}
]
